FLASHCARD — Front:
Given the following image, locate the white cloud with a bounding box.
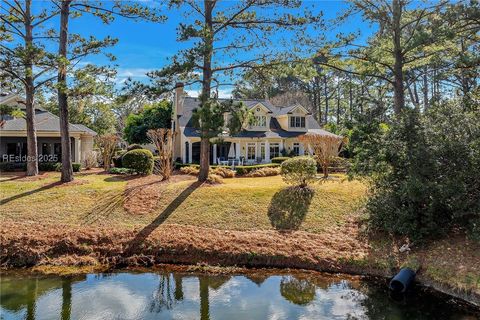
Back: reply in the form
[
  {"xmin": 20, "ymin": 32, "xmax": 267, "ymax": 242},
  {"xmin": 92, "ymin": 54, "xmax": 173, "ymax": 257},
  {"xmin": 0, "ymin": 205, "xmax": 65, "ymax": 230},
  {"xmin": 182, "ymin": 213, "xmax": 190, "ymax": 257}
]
[{"xmin": 185, "ymin": 88, "xmax": 233, "ymax": 99}]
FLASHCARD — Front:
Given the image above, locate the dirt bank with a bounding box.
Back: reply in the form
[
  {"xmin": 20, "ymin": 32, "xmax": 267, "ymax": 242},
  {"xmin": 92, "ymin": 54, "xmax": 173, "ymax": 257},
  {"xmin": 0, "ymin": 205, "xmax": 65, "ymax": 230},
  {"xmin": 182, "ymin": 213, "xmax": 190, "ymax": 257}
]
[{"xmin": 1, "ymin": 220, "xmax": 479, "ymax": 308}]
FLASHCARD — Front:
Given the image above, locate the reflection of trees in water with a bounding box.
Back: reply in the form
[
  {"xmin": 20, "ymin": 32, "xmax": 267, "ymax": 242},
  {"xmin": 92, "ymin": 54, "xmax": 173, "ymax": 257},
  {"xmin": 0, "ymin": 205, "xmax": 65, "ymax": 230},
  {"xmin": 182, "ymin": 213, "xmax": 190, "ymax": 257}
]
[
  {"xmin": 61, "ymin": 277, "xmax": 72, "ymax": 320},
  {"xmin": 150, "ymin": 274, "xmax": 176, "ymax": 312},
  {"xmin": 0, "ymin": 275, "xmax": 84, "ymax": 320},
  {"xmin": 244, "ymin": 274, "xmax": 268, "ymax": 287},
  {"xmin": 199, "ymin": 275, "xmax": 232, "ymax": 320},
  {"xmin": 280, "ymin": 276, "xmax": 316, "ymax": 306}
]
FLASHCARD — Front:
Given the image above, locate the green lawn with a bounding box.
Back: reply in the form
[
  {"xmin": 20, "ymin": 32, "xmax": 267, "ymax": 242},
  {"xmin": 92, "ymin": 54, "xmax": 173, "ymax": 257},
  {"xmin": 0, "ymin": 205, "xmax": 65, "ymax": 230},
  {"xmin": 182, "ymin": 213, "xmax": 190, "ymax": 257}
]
[{"xmin": 0, "ymin": 171, "xmax": 367, "ymax": 233}]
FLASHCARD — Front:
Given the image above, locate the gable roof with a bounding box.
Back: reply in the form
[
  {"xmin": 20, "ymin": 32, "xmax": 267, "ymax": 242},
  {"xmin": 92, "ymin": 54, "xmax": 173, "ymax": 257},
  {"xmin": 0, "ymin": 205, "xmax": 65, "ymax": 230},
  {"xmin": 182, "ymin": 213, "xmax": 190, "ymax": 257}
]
[
  {"xmin": 0, "ymin": 94, "xmax": 96, "ymax": 136},
  {"xmin": 179, "ymin": 97, "xmax": 338, "ymax": 138}
]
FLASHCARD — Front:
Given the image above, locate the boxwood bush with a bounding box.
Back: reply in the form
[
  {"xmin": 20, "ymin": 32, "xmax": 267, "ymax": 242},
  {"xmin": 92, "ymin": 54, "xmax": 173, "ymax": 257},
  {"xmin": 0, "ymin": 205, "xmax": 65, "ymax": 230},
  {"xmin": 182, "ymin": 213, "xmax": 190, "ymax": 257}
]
[
  {"xmin": 280, "ymin": 156, "xmax": 317, "ymax": 187},
  {"xmin": 108, "ymin": 167, "xmax": 134, "ymax": 175},
  {"xmin": 54, "ymin": 162, "xmax": 81, "ymax": 172},
  {"xmin": 122, "ymin": 149, "xmax": 154, "ymax": 175},
  {"xmin": 271, "ymin": 157, "xmax": 290, "ymax": 164}
]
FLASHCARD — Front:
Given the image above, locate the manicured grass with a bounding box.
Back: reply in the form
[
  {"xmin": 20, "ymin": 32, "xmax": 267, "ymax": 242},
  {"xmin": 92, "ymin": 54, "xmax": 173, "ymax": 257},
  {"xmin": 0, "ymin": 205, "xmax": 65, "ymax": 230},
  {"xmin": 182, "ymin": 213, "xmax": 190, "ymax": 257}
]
[{"xmin": 0, "ymin": 171, "xmax": 366, "ymax": 233}]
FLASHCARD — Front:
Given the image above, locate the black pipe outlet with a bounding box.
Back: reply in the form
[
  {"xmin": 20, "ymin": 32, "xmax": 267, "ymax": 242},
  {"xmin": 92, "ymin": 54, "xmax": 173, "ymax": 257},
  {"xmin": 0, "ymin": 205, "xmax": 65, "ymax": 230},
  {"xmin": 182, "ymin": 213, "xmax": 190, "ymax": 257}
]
[{"xmin": 389, "ymin": 268, "xmax": 416, "ymax": 293}]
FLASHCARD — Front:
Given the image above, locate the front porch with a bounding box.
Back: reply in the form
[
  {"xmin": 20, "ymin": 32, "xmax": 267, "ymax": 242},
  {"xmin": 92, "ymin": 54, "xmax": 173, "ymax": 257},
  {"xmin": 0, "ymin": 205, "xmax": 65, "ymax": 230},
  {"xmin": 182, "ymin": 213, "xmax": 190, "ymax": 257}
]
[{"xmin": 181, "ymin": 138, "xmax": 305, "ymax": 165}]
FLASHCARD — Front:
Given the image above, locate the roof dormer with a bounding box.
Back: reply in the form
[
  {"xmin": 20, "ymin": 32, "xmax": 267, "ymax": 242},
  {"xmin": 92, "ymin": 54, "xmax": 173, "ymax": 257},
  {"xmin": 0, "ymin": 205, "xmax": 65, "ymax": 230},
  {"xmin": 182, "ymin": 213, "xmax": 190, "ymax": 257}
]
[{"xmin": 247, "ymin": 103, "xmax": 271, "ymax": 131}]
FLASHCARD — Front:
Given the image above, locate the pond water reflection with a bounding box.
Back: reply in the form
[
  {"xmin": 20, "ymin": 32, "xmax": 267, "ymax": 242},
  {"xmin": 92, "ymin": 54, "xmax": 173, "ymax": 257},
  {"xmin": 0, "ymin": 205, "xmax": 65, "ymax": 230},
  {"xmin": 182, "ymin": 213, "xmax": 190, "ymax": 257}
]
[{"xmin": 0, "ymin": 271, "xmax": 477, "ymax": 320}]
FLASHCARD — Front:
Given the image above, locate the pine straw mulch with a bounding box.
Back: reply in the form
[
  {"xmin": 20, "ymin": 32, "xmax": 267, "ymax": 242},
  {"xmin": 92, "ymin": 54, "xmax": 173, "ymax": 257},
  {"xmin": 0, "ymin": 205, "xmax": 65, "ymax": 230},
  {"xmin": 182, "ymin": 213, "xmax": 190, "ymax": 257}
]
[{"xmin": 0, "ymin": 219, "xmax": 372, "ymax": 274}]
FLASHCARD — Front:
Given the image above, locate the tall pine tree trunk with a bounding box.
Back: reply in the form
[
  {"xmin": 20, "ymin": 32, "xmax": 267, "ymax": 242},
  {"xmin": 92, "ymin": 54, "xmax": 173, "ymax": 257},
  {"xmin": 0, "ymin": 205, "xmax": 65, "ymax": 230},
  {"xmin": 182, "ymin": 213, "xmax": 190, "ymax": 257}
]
[
  {"xmin": 323, "ymin": 75, "xmax": 328, "ymax": 124},
  {"xmin": 24, "ymin": 0, "xmax": 38, "ymax": 176},
  {"xmin": 58, "ymin": 0, "xmax": 73, "ymax": 182},
  {"xmin": 198, "ymin": 0, "xmax": 214, "ymax": 182},
  {"xmin": 392, "ymin": 0, "xmax": 405, "ymax": 115}
]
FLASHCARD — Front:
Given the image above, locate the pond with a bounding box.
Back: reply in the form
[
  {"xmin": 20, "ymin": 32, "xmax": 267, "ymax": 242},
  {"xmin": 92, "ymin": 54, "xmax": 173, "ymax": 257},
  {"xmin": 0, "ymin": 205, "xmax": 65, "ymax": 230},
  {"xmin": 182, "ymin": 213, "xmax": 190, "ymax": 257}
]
[{"xmin": 0, "ymin": 270, "xmax": 477, "ymax": 320}]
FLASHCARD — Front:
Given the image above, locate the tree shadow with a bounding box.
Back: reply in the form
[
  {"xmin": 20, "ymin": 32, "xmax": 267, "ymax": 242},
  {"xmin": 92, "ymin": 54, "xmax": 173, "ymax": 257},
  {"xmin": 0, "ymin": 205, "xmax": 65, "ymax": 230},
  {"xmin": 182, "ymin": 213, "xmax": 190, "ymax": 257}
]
[
  {"xmin": 126, "ymin": 181, "xmax": 202, "ymax": 252},
  {"xmin": 0, "ymin": 181, "xmax": 63, "ymax": 205},
  {"xmin": 267, "ymin": 186, "xmax": 314, "ymax": 231},
  {"xmin": 81, "ymin": 190, "xmax": 125, "ymax": 224}
]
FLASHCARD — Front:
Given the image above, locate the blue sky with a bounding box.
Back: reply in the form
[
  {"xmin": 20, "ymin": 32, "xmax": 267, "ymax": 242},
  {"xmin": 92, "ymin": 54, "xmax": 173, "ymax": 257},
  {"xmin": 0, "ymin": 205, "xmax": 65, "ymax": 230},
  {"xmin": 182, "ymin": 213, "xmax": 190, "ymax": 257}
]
[{"xmin": 32, "ymin": 1, "xmax": 374, "ymax": 98}]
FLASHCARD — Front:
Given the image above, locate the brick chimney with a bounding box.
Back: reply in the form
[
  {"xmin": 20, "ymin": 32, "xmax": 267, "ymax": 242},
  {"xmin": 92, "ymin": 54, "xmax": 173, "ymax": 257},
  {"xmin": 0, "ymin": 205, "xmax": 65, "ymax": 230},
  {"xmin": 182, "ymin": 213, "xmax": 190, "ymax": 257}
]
[{"xmin": 174, "ymin": 82, "xmax": 184, "ymax": 116}]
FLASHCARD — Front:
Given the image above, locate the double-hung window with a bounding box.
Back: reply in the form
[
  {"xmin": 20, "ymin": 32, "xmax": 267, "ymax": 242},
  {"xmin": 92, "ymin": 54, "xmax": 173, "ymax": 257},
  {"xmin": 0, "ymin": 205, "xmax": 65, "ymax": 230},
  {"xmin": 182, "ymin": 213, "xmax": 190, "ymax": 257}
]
[
  {"xmin": 247, "ymin": 143, "xmax": 256, "ymax": 160},
  {"xmin": 270, "ymin": 143, "xmax": 280, "ymax": 158},
  {"xmin": 253, "ymin": 115, "xmax": 267, "ymax": 127},
  {"xmin": 290, "ymin": 116, "xmax": 305, "ymax": 128}
]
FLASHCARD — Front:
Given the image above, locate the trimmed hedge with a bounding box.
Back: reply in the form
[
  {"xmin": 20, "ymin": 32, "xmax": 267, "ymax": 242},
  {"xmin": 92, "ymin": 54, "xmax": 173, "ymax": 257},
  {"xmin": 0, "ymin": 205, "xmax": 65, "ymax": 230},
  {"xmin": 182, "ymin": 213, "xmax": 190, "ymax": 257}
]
[
  {"xmin": 0, "ymin": 161, "xmax": 80, "ymax": 172},
  {"xmin": 0, "ymin": 162, "xmax": 27, "ymax": 172},
  {"xmin": 108, "ymin": 167, "xmax": 134, "ymax": 175},
  {"xmin": 122, "ymin": 149, "xmax": 154, "ymax": 175},
  {"xmin": 271, "ymin": 157, "xmax": 290, "ymax": 164},
  {"xmin": 235, "ymin": 163, "xmax": 280, "ymax": 175},
  {"xmin": 54, "ymin": 162, "xmax": 81, "ymax": 172}
]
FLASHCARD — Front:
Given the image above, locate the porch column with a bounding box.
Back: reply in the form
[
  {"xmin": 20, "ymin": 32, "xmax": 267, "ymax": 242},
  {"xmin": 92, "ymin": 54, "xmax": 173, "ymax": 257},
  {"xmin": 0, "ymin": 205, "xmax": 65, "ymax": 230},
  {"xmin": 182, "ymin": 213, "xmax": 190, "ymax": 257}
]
[
  {"xmin": 300, "ymin": 143, "xmax": 305, "ymax": 156},
  {"xmin": 212, "ymin": 144, "xmax": 217, "ymax": 164},
  {"xmin": 265, "ymin": 141, "xmax": 270, "ymax": 162},
  {"xmin": 279, "ymin": 139, "xmax": 284, "ymax": 155},
  {"xmin": 235, "ymin": 142, "xmax": 240, "ymax": 160},
  {"xmin": 188, "ymin": 141, "xmax": 193, "ymax": 164},
  {"xmin": 75, "ymin": 138, "xmax": 81, "ymax": 163}
]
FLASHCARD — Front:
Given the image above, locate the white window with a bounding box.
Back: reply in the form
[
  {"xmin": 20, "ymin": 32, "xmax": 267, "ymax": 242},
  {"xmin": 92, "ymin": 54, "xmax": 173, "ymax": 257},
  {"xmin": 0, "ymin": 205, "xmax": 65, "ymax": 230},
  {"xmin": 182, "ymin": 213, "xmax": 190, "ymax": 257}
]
[
  {"xmin": 270, "ymin": 143, "xmax": 280, "ymax": 158},
  {"xmin": 290, "ymin": 116, "xmax": 306, "ymax": 128},
  {"xmin": 293, "ymin": 143, "xmax": 300, "ymax": 156},
  {"xmin": 247, "ymin": 143, "xmax": 256, "ymax": 160},
  {"xmin": 253, "ymin": 115, "xmax": 267, "ymax": 127},
  {"xmin": 260, "ymin": 143, "xmax": 266, "ymax": 160}
]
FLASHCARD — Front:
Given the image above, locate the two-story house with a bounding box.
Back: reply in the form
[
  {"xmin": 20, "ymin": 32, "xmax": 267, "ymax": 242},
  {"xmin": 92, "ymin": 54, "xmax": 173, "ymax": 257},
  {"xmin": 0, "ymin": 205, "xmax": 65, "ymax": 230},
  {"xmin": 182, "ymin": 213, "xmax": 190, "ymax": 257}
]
[{"xmin": 172, "ymin": 83, "xmax": 339, "ymax": 164}]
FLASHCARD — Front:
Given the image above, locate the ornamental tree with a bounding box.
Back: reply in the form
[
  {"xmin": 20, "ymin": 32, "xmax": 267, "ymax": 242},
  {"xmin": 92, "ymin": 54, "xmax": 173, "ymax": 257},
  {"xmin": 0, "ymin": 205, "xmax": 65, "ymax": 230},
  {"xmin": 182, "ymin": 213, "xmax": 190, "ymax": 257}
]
[{"xmin": 299, "ymin": 133, "xmax": 345, "ymax": 178}]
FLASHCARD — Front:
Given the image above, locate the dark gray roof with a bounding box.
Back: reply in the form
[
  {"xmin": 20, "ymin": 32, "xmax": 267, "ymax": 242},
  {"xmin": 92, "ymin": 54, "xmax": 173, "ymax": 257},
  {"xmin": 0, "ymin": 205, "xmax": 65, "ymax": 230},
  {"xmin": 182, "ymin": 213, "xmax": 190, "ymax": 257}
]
[
  {"xmin": 180, "ymin": 97, "xmax": 337, "ymax": 138},
  {"xmin": 0, "ymin": 109, "xmax": 97, "ymax": 136}
]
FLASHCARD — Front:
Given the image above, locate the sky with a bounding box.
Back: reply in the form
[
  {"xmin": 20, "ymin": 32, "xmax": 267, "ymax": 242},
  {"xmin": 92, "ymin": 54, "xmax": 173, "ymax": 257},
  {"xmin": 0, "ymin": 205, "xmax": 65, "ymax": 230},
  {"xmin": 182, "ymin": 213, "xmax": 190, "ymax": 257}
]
[{"xmin": 30, "ymin": 1, "xmax": 374, "ymax": 98}]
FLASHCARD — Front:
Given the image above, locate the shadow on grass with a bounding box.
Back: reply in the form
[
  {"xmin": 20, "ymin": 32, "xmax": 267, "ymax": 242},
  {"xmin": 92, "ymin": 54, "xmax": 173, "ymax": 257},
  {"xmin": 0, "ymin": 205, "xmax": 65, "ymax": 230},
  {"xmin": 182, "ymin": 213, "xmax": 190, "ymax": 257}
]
[
  {"xmin": 126, "ymin": 181, "xmax": 202, "ymax": 252},
  {"xmin": 81, "ymin": 190, "xmax": 125, "ymax": 224},
  {"xmin": 267, "ymin": 186, "xmax": 314, "ymax": 231},
  {"xmin": 0, "ymin": 181, "xmax": 63, "ymax": 205}
]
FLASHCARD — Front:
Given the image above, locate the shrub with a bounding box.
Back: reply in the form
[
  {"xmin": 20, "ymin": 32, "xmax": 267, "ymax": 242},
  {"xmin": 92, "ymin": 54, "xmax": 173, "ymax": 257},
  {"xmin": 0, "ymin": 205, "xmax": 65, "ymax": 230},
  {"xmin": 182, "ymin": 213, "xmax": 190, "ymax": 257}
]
[
  {"xmin": 127, "ymin": 144, "xmax": 143, "ymax": 151},
  {"xmin": 366, "ymin": 105, "xmax": 480, "ymax": 241},
  {"xmin": 108, "ymin": 167, "xmax": 134, "ymax": 175},
  {"xmin": 235, "ymin": 163, "xmax": 280, "ymax": 175},
  {"xmin": 245, "ymin": 167, "xmax": 281, "ymax": 177},
  {"xmin": 113, "ymin": 150, "xmax": 126, "ymax": 168},
  {"xmin": 180, "ymin": 166, "xmax": 200, "ymax": 175},
  {"xmin": 54, "ymin": 162, "xmax": 81, "ymax": 172},
  {"xmin": 84, "ymin": 151, "xmax": 98, "ymax": 169},
  {"xmin": 211, "ymin": 166, "xmax": 235, "ymax": 178},
  {"xmin": 39, "ymin": 162, "xmax": 60, "ymax": 171},
  {"xmin": 122, "ymin": 149, "xmax": 154, "ymax": 175},
  {"xmin": 281, "ymin": 156, "xmax": 317, "ymax": 187},
  {"xmin": 206, "ymin": 173, "xmax": 223, "ymax": 184},
  {"xmin": 271, "ymin": 157, "xmax": 290, "ymax": 164},
  {"xmin": 0, "ymin": 162, "xmax": 26, "ymax": 172}
]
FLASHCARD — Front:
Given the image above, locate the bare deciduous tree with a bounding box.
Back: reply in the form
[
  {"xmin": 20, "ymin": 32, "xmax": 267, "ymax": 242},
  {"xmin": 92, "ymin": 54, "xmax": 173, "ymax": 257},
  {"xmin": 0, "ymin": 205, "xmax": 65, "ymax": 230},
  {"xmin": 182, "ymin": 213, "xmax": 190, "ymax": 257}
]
[
  {"xmin": 299, "ymin": 134, "xmax": 345, "ymax": 178},
  {"xmin": 147, "ymin": 128, "xmax": 176, "ymax": 181},
  {"xmin": 95, "ymin": 134, "xmax": 118, "ymax": 171}
]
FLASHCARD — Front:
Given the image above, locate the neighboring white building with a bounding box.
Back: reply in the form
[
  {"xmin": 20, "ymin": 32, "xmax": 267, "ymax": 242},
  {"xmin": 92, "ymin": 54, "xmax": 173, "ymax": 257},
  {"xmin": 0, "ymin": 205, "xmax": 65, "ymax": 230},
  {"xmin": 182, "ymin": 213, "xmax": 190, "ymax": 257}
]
[
  {"xmin": 0, "ymin": 94, "xmax": 97, "ymax": 165},
  {"xmin": 172, "ymin": 83, "xmax": 339, "ymax": 165}
]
